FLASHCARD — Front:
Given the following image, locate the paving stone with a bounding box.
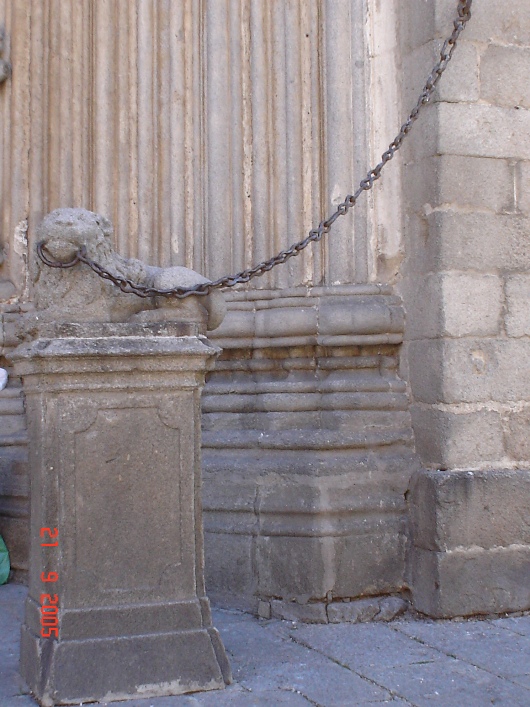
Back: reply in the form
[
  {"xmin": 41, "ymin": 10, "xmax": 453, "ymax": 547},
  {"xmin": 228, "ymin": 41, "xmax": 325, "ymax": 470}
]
[
  {"xmin": 511, "ymin": 675, "xmax": 530, "ymax": 690},
  {"xmin": 490, "ymin": 616, "xmax": 530, "ymax": 637},
  {"xmin": 365, "ymin": 657, "xmax": 530, "ymax": 707},
  {"xmin": 112, "ymin": 687, "xmax": 313, "ymax": 707},
  {"xmin": 214, "ymin": 612, "xmax": 390, "ymax": 705},
  {"xmin": 238, "ymin": 656, "xmax": 391, "ymax": 706},
  {"xmin": 392, "ymin": 620, "xmax": 530, "ymax": 678},
  {"xmin": 288, "ymin": 622, "xmax": 443, "ymax": 671}
]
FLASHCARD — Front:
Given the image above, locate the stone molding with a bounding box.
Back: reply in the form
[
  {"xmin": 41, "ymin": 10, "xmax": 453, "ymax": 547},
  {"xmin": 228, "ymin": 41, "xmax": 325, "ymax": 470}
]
[
  {"xmin": 210, "ymin": 285, "xmax": 405, "ymax": 350},
  {"xmin": 202, "ymin": 287, "xmax": 419, "ymax": 612}
]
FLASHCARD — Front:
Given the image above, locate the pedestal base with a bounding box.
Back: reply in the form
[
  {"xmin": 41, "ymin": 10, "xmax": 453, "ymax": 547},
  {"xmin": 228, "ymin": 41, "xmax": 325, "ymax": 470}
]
[{"xmin": 21, "ymin": 601, "xmax": 229, "ymax": 706}]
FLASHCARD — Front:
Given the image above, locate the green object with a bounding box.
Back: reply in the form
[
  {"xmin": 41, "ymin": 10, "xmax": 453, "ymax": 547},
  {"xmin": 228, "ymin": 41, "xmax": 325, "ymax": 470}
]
[{"xmin": 0, "ymin": 535, "xmax": 10, "ymax": 584}]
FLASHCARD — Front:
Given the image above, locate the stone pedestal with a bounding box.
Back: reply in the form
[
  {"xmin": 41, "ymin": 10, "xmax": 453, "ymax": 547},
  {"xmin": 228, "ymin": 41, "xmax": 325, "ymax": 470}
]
[{"xmin": 11, "ymin": 323, "xmax": 230, "ymax": 706}]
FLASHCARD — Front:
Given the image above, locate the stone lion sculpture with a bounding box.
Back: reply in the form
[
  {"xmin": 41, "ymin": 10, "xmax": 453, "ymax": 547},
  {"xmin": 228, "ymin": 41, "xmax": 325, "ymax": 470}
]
[{"xmin": 30, "ymin": 208, "xmax": 226, "ymax": 331}]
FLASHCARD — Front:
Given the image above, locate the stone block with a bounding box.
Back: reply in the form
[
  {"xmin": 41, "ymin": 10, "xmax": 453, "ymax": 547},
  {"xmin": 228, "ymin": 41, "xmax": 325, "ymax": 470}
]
[
  {"xmin": 404, "ymin": 156, "xmax": 514, "ymax": 214},
  {"xmin": 437, "ymin": 155, "xmax": 513, "ymax": 213},
  {"xmin": 441, "ymin": 273, "xmax": 503, "ymax": 337},
  {"xmin": 505, "ymin": 407, "xmax": 530, "ymax": 461},
  {"xmin": 409, "ymin": 469, "xmax": 530, "ymax": 552},
  {"xmin": 327, "ymin": 598, "xmax": 380, "ymax": 624},
  {"xmin": 409, "ymin": 468, "xmax": 530, "ymax": 618},
  {"xmin": 408, "ymin": 339, "xmax": 530, "ymax": 404},
  {"xmin": 401, "ymin": 272, "xmax": 503, "ymax": 340},
  {"xmin": 327, "ymin": 596, "xmax": 407, "ymax": 624},
  {"xmin": 256, "ymin": 535, "xmax": 328, "ymax": 600},
  {"xmin": 427, "ymin": 210, "xmax": 530, "ymax": 273},
  {"xmin": 505, "ymin": 275, "xmax": 530, "ymax": 337},
  {"xmin": 399, "ymin": 275, "xmax": 442, "ymax": 341},
  {"xmin": 437, "ymin": 102, "xmax": 530, "ymax": 160},
  {"xmin": 399, "ymin": 0, "xmax": 472, "ymax": 55},
  {"xmin": 332, "ymin": 528, "xmax": 407, "ymax": 599},
  {"xmin": 411, "ymin": 407, "xmax": 505, "ymax": 469},
  {"xmin": 405, "ymin": 341, "xmax": 444, "ymax": 404},
  {"xmin": 462, "ymin": 0, "xmax": 530, "ymax": 46},
  {"xmin": 270, "ymin": 600, "xmax": 328, "ymax": 624},
  {"xmin": 257, "ymin": 600, "xmax": 271, "ymax": 619},
  {"xmin": 399, "ymin": 0, "xmax": 436, "ymax": 55},
  {"xmin": 411, "ymin": 545, "xmax": 530, "ymax": 618},
  {"xmin": 403, "ymin": 40, "xmax": 479, "ymax": 108},
  {"xmin": 481, "ymin": 45, "xmax": 530, "ymax": 110},
  {"xmin": 376, "ymin": 596, "xmax": 408, "ymax": 622},
  {"xmin": 318, "ymin": 298, "xmax": 402, "ymax": 336},
  {"xmin": 255, "ymin": 307, "xmax": 317, "ymax": 339}
]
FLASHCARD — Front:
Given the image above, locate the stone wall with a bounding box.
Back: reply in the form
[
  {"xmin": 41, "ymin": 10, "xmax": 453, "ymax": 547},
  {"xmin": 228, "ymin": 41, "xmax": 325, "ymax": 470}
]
[
  {"xmin": 400, "ymin": 0, "xmax": 530, "ymax": 616},
  {"xmin": 1, "ymin": 0, "xmax": 529, "ymax": 619}
]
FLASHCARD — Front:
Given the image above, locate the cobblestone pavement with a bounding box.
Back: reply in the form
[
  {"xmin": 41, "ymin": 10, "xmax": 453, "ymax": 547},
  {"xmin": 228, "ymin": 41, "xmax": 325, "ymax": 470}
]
[{"xmin": 2, "ymin": 584, "xmax": 530, "ymax": 707}]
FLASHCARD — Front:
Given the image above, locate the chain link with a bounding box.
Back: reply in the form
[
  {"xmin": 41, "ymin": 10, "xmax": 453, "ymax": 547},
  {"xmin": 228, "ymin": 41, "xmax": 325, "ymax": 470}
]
[{"xmin": 38, "ymin": 0, "xmax": 473, "ymax": 299}]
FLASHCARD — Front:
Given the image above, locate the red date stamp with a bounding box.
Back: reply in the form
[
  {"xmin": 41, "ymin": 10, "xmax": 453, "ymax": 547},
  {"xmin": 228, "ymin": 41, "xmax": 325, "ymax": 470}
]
[{"xmin": 39, "ymin": 527, "xmax": 59, "ymax": 639}]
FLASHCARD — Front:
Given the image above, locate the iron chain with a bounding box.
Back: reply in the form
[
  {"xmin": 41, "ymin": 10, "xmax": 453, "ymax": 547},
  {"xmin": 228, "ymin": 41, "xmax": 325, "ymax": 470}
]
[{"xmin": 38, "ymin": 0, "xmax": 473, "ymax": 299}]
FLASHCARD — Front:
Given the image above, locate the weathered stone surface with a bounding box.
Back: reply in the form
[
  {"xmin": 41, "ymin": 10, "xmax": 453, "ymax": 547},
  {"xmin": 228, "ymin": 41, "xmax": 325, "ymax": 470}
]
[
  {"xmin": 0, "ymin": 279, "xmax": 15, "ymax": 300},
  {"xmin": 437, "ymin": 102, "xmax": 530, "ymax": 160},
  {"xmin": 270, "ymin": 600, "xmax": 328, "ymax": 625},
  {"xmin": 11, "ymin": 326, "xmax": 231, "ymax": 704},
  {"xmin": 410, "ymin": 407, "xmax": 505, "ymax": 468},
  {"xmin": 410, "ymin": 469, "xmax": 530, "ymax": 552},
  {"xmin": 427, "ymin": 211, "xmax": 530, "ymax": 273},
  {"xmin": 327, "ymin": 598, "xmax": 380, "ymax": 624},
  {"xmin": 403, "ymin": 39, "xmax": 479, "ymax": 107},
  {"xmin": 441, "ymin": 273, "xmax": 503, "ymax": 337},
  {"xmin": 481, "ymin": 45, "xmax": 530, "ymax": 109},
  {"xmin": 407, "ymin": 339, "xmax": 530, "ymax": 404},
  {"xmin": 202, "ymin": 286, "xmax": 417, "ymax": 611},
  {"xmin": 504, "ymin": 407, "xmax": 530, "ymax": 461},
  {"xmin": 409, "ymin": 469, "xmax": 530, "ymax": 618},
  {"xmin": 404, "ymin": 155, "xmax": 514, "ymax": 214},
  {"xmin": 460, "ymin": 0, "xmax": 530, "ymax": 46},
  {"xmin": 505, "ymin": 275, "xmax": 530, "ymax": 337},
  {"xmin": 376, "ymin": 596, "xmax": 408, "ymax": 622},
  {"xmin": 210, "ymin": 286, "xmax": 405, "ymax": 350},
  {"xmin": 403, "ymin": 273, "xmax": 503, "ymax": 340},
  {"xmin": 327, "ymin": 596, "xmax": 407, "ymax": 624},
  {"xmin": 411, "ymin": 545, "xmax": 530, "ymax": 618},
  {"xmin": 517, "ymin": 161, "xmax": 530, "ymax": 215},
  {"xmin": 29, "ymin": 208, "xmax": 225, "ymax": 332}
]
